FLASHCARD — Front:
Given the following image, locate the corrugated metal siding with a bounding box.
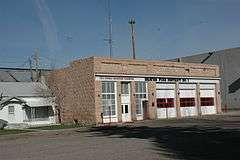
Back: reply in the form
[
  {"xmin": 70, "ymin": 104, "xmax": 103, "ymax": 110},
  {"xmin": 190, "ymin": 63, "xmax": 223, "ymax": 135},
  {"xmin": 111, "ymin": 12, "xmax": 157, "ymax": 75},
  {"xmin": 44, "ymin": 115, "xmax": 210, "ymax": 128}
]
[{"xmin": 170, "ymin": 47, "xmax": 240, "ymax": 110}]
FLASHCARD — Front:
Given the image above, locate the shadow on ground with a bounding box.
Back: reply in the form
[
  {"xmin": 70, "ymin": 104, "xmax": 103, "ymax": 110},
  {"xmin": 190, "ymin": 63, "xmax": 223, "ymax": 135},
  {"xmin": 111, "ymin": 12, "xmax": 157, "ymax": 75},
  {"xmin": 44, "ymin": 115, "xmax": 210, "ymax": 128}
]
[{"xmin": 85, "ymin": 122, "xmax": 240, "ymax": 160}]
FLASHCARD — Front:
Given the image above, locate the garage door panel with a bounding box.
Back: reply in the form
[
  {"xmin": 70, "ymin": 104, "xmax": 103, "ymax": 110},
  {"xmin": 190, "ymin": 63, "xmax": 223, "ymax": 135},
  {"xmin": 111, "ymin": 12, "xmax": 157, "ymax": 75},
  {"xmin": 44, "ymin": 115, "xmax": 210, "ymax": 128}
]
[
  {"xmin": 157, "ymin": 108, "xmax": 167, "ymax": 119},
  {"xmin": 201, "ymin": 106, "xmax": 216, "ymax": 115},
  {"xmin": 179, "ymin": 84, "xmax": 197, "ymax": 117},
  {"xmin": 156, "ymin": 90, "xmax": 175, "ymax": 98},
  {"xmin": 167, "ymin": 108, "xmax": 177, "ymax": 118},
  {"xmin": 200, "ymin": 84, "xmax": 215, "ymax": 89},
  {"xmin": 200, "ymin": 85, "xmax": 216, "ymax": 115},
  {"xmin": 200, "ymin": 89, "xmax": 215, "ymax": 97},
  {"xmin": 179, "ymin": 89, "xmax": 196, "ymax": 98},
  {"xmin": 156, "ymin": 83, "xmax": 175, "ymax": 89},
  {"xmin": 156, "ymin": 88, "xmax": 176, "ymax": 119},
  {"xmin": 179, "ymin": 84, "xmax": 196, "ymax": 89},
  {"xmin": 180, "ymin": 107, "xmax": 197, "ymax": 117}
]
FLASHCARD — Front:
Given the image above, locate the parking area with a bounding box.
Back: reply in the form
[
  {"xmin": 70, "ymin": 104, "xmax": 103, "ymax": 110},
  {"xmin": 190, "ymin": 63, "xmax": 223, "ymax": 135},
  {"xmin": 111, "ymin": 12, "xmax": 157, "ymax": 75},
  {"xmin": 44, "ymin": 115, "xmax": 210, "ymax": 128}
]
[{"xmin": 1, "ymin": 112, "xmax": 240, "ymax": 160}]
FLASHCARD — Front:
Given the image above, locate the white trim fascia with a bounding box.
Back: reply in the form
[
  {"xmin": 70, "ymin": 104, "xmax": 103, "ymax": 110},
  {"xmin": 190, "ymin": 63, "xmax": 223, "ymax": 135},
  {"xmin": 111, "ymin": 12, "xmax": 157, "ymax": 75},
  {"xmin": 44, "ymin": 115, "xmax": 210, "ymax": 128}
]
[{"xmin": 95, "ymin": 73, "xmax": 220, "ymax": 80}]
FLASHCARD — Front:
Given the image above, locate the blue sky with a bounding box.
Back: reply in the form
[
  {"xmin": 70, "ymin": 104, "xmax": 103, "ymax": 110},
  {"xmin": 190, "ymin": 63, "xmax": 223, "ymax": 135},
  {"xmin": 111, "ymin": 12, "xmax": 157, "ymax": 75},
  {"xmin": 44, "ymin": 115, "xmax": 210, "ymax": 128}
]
[{"xmin": 1, "ymin": 0, "xmax": 240, "ymax": 68}]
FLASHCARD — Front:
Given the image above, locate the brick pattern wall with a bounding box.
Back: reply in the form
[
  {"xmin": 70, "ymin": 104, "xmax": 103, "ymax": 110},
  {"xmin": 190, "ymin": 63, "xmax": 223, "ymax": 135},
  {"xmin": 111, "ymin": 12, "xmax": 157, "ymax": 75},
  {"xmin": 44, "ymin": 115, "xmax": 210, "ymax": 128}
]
[
  {"xmin": 130, "ymin": 81, "xmax": 137, "ymax": 121},
  {"xmin": 196, "ymin": 83, "xmax": 202, "ymax": 116},
  {"xmin": 95, "ymin": 81, "xmax": 102, "ymax": 123},
  {"xmin": 116, "ymin": 82, "xmax": 122, "ymax": 122},
  {"xmin": 47, "ymin": 58, "xmax": 96, "ymax": 124},
  {"xmin": 93, "ymin": 57, "xmax": 219, "ymax": 78},
  {"xmin": 175, "ymin": 82, "xmax": 181, "ymax": 118},
  {"xmin": 147, "ymin": 81, "xmax": 157, "ymax": 119}
]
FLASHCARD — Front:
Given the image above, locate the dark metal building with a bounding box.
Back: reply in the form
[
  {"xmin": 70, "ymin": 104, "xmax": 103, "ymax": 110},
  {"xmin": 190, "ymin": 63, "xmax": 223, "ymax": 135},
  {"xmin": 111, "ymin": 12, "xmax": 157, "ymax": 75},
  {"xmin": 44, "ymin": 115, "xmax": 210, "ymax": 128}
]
[
  {"xmin": 0, "ymin": 67, "xmax": 51, "ymax": 82},
  {"xmin": 171, "ymin": 47, "xmax": 240, "ymax": 110}
]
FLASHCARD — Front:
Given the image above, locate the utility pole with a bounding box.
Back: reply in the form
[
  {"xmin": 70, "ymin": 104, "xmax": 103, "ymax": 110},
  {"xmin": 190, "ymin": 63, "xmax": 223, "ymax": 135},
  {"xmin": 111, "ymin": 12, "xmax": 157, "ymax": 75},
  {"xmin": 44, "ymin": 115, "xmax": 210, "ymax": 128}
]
[
  {"xmin": 34, "ymin": 48, "xmax": 40, "ymax": 81},
  {"xmin": 107, "ymin": 0, "xmax": 113, "ymax": 58},
  {"xmin": 129, "ymin": 18, "xmax": 136, "ymax": 59},
  {"xmin": 29, "ymin": 58, "xmax": 34, "ymax": 82}
]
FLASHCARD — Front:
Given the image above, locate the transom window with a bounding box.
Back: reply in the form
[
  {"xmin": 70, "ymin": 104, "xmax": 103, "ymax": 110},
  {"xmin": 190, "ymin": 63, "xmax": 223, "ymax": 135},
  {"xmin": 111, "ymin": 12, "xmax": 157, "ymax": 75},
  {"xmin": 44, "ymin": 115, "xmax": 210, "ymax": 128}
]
[
  {"xmin": 102, "ymin": 81, "xmax": 115, "ymax": 93},
  {"xmin": 180, "ymin": 98, "xmax": 195, "ymax": 107},
  {"xmin": 135, "ymin": 82, "xmax": 147, "ymax": 114},
  {"xmin": 157, "ymin": 98, "xmax": 174, "ymax": 108},
  {"xmin": 201, "ymin": 97, "xmax": 214, "ymax": 106},
  {"xmin": 121, "ymin": 82, "xmax": 130, "ymax": 94},
  {"xmin": 102, "ymin": 82, "xmax": 116, "ymax": 116}
]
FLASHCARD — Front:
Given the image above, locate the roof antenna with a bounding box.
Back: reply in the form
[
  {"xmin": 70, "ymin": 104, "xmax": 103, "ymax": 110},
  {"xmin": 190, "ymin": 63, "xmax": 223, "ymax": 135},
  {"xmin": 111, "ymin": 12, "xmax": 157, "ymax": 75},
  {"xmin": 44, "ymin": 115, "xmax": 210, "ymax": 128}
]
[{"xmin": 106, "ymin": 0, "xmax": 113, "ymax": 58}]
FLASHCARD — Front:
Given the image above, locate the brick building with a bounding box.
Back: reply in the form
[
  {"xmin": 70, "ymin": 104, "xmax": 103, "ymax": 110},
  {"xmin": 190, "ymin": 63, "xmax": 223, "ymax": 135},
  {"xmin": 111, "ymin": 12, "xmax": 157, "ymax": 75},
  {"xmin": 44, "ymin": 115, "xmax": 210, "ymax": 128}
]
[{"xmin": 47, "ymin": 57, "xmax": 221, "ymax": 124}]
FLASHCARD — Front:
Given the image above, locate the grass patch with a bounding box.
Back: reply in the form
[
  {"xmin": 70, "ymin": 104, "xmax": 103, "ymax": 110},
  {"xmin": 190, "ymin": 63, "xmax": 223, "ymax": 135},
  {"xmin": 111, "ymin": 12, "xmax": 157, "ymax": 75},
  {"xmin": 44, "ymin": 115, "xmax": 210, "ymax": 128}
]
[
  {"xmin": 0, "ymin": 129, "xmax": 33, "ymax": 136},
  {"xmin": 29, "ymin": 124, "xmax": 93, "ymax": 130}
]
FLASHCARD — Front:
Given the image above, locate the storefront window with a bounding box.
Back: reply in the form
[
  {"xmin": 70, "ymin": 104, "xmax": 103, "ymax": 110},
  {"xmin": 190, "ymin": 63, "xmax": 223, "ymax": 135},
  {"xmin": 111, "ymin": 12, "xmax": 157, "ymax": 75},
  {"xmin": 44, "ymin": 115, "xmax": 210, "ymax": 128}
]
[
  {"xmin": 135, "ymin": 82, "xmax": 147, "ymax": 114},
  {"xmin": 102, "ymin": 82, "xmax": 116, "ymax": 116}
]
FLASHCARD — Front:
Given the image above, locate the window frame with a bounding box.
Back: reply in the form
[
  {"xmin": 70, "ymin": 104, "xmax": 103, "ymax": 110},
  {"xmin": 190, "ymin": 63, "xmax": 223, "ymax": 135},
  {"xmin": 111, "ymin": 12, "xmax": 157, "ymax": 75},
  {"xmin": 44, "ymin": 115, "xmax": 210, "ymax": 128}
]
[
  {"xmin": 135, "ymin": 82, "xmax": 148, "ymax": 115},
  {"xmin": 101, "ymin": 82, "xmax": 117, "ymax": 117}
]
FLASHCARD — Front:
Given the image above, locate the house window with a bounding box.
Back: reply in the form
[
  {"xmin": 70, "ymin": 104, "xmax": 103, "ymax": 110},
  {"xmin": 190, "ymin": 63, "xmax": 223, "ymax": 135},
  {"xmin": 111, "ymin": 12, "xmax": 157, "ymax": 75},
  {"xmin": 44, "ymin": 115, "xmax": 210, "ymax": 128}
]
[
  {"xmin": 135, "ymin": 82, "xmax": 147, "ymax": 114},
  {"xmin": 201, "ymin": 97, "xmax": 214, "ymax": 106},
  {"xmin": 8, "ymin": 106, "xmax": 15, "ymax": 115},
  {"xmin": 25, "ymin": 106, "xmax": 52, "ymax": 122},
  {"xmin": 180, "ymin": 98, "xmax": 195, "ymax": 107},
  {"xmin": 157, "ymin": 98, "xmax": 174, "ymax": 108},
  {"xmin": 102, "ymin": 82, "xmax": 116, "ymax": 116}
]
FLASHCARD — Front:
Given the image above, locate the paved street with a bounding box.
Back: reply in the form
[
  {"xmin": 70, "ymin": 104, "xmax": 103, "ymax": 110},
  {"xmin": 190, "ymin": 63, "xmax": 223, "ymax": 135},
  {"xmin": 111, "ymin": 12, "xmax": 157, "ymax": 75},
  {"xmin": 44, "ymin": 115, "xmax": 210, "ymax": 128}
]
[{"xmin": 1, "ymin": 112, "xmax": 240, "ymax": 160}]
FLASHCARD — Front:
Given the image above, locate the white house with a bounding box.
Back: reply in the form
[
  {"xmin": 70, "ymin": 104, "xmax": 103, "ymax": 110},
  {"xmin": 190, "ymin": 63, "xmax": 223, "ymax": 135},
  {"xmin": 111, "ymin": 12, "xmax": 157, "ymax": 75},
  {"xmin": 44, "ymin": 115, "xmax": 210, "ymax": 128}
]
[{"xmin": 0, "ymin": 82, "xmax": 57, "ymax": 128}]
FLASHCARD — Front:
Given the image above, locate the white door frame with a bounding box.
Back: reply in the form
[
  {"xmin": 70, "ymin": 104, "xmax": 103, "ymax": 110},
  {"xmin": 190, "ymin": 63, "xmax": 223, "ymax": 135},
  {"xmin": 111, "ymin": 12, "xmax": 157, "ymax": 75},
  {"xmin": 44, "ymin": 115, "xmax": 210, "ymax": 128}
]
[
  {"xmin": 121, "ymin": 82, "xmax": 131, "ymax": 122},
  {"xmin": 121, "ymin": 103, "xmax": 131, "ymax": 122}
]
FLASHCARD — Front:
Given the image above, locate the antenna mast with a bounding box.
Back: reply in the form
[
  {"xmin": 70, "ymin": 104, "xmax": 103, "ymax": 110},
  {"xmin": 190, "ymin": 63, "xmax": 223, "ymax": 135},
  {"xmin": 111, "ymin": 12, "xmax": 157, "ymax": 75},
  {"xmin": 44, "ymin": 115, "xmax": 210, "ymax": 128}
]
[
  {"xmin": 129, "ymin": 18, "xmax": 136, "ymax": 59},
  {"xmin": 107, "ymin": 0, "xmax": 113, "ymax": 58}
]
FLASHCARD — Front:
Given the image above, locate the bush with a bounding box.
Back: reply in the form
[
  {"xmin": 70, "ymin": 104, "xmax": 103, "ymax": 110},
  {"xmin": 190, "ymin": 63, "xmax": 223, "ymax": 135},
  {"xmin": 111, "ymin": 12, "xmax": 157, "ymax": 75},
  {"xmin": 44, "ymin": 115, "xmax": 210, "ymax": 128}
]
[{"xmin": 0, "ymin": 119, "xmax": 8, "ymax": 130}]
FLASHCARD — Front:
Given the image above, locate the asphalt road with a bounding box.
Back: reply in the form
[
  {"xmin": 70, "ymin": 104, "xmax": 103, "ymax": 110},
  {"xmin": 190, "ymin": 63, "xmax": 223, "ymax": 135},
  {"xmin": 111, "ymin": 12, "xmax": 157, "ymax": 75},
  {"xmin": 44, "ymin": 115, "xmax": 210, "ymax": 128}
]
[{"xmin": 1, "ymin": 112, "xmax": 240, "ymax": 160}]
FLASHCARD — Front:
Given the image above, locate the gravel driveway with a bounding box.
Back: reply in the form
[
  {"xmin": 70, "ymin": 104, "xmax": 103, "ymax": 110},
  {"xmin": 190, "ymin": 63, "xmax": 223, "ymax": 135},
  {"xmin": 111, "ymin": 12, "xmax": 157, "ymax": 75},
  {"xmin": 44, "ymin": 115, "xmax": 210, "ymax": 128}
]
[{"xmin": 1, "ymin": 112, "xmax": 240, "ymax": 160}]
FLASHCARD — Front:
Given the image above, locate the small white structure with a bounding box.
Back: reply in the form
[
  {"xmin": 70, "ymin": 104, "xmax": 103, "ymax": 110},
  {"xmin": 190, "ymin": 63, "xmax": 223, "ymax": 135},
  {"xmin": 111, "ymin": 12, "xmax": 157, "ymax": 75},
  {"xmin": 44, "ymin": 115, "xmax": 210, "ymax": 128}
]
[{"xmin": 0, "ymin": 82, "xmax": 56, "ymax": 128}]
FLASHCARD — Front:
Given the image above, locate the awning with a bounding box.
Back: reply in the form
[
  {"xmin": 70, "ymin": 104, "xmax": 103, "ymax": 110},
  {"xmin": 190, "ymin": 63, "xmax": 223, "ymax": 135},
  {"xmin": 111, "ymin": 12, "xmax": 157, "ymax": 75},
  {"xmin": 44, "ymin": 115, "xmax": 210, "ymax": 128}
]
[{"xmin": 23, "ymin": 97, "xmax": 54, "ymax": 108}]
